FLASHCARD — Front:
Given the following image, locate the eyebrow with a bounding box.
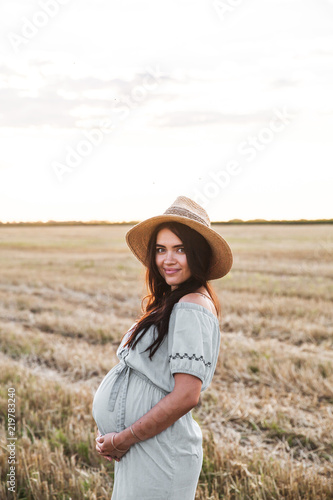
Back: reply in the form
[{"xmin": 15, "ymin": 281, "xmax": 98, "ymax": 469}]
[{"xmin": 155, "ymin": 243, "xmax": 184, "ymax": 248}]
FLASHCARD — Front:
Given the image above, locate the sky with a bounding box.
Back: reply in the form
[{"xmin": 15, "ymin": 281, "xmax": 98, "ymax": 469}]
[{"xmin": 0, "ymin": 0, "xmax": 332, "ymax": 222}]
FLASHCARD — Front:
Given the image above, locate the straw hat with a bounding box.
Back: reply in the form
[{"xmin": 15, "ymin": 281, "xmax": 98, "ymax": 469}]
[{"xmin": 125, "ymin": 196, "xmax": 233, "ymax": 280}]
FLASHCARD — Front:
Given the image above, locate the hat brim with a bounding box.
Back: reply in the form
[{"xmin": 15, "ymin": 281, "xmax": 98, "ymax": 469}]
[{"xmin": 125, "ymin": 214, "xmax": 233, "ymax": 280}]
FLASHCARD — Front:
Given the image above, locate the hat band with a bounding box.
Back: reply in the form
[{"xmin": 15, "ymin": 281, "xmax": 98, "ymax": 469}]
[{"xmin": 163, "ymin": 206, "xmax": 209, "ymax": 227}]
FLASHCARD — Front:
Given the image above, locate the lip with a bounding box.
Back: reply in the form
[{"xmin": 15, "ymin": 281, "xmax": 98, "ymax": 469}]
[{"xmin": 164, "ymin": 269, "xmax": 181, "ymax": 275}]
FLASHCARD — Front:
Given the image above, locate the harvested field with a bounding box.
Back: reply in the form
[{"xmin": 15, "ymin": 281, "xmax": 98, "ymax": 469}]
[{"xmin": 0, "ymin": 224, "xmax": 332, "ymax": 499}]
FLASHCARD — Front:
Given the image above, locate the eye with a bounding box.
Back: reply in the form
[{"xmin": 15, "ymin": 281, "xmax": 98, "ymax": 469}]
[
  {"xmin": 156, "ymin": 247, "xmax": 164, "ymax": 253},
  {"xmin": 177, "ymin": 247, "xmax": 185, "ymax": 253}
]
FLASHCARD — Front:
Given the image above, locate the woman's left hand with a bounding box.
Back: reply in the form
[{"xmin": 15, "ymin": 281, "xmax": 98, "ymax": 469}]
[{"xmin": 95, "ymin": 432, "xmax": 130, "ymax": 462}]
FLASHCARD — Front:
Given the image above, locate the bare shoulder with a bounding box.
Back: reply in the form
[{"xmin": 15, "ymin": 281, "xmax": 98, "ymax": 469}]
[{"xmin": 178, "ymin": 293, "xmax": 218, "ymax": 318}]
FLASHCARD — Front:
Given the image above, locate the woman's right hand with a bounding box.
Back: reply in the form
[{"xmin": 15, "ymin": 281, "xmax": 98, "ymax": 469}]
[
  {"xmin": 96, "ymin": 431, "xmax": 130, "ymax": 462},
  {"xmin": 95, "ymin": 430, "xmax": 115, "ymax": 462}
]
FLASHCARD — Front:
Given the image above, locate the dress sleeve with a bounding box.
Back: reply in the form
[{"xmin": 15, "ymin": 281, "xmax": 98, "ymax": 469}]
[
  {"xmin": 167, "ymin": 304, "xmax": 220, "ymax": 391},
  {"xmin": 116, "ymin": 321, "xmax": 137, "ymax": 359}
]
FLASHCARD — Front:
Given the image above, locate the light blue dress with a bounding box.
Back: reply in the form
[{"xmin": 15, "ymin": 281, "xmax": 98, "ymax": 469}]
[{"xmin": 92, "ymin": 302, "xmax": 221, "ymax": 500}]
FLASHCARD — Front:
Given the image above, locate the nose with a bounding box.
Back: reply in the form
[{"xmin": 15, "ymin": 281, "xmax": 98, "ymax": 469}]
[{"xmin": 163, "ymin": 250, "xmax": 176, "ymax": 264}]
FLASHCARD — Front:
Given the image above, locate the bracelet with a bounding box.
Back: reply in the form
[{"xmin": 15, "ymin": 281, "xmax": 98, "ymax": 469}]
[
  {"xmin": 111, "ymin": 433, "xmax": 129, "ymax": 452},
  {"xmin": 130, "ymin": 424, "xmax": 142, "ymax": 441}
]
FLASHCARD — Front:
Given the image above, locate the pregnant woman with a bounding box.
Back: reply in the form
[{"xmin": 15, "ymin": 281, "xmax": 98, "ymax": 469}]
[{"xmin": 92, "ymin": 196, "xmax": 233, "ymax": 500}]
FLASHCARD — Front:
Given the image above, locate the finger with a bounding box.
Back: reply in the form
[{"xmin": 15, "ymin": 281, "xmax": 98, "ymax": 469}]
[
  {"xmin": 100, "ymin": 451, "xmax": 113, "ymax": 458},
  {"xmin": 98, "ymin": 449, "xmax": 111, "ymax": 456},
  {"xmin": 97, "ymin": 439, "xmax": 105, "ymax": 450},
  {"xmin": 98, "ymin": 449, "xmax": 110, "ymax": 456}
]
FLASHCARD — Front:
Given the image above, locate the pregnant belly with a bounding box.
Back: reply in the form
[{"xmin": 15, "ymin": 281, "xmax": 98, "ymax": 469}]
[
  {"xmin": 92, "ymin": 364, "xmax": 121, "ymax": 435},
  {"xmin": 92, "ymin": 365, "xmax": 167, "ymax": 435}
]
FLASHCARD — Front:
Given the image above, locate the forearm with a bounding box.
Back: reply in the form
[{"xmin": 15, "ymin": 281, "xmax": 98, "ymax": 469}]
[{"xmin": 115, "ymin": 390, "xmax": 196, "ymax": 449}]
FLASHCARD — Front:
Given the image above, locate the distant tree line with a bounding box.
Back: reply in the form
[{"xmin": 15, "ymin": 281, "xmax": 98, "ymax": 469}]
[{"xmin": 0, "ymin": 219, "xmax": 332, "ymax": 226}]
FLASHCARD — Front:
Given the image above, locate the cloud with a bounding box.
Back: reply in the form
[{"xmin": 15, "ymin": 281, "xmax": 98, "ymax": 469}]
[
  {"xmin": 0, "ymin": 63, "xmax": 24, "ymax": 78},
  {"xmin": 151, "ymin": 110, "xmax": 271, "ymax": 128},
  {"xmin": 0, "ymin": 64, "xmax": 173, "ymax": 129},
  {"xmin": 267, "ymin": 77, "xmax": 299, "ymax": 90}
]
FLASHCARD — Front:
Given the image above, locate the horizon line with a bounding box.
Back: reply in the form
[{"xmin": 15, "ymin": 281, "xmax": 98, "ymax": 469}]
[{"xmin": 0, "ymin": 218, "xmax": 332, "ymax": 225}]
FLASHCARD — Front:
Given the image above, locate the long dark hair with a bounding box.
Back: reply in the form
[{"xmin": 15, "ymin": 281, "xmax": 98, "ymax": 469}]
[{"xmin": 124, "ymin": 221, "xmax": 221, "ymax": 359}]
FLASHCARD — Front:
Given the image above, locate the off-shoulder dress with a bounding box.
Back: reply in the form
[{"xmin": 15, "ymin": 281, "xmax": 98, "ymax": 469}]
[{"xmin": 92, "ymin": 301, "xmax": 220, "ymax": 500}]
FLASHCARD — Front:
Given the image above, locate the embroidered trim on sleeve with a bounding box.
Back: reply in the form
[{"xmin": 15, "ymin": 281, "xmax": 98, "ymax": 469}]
[{"xmin": 168, "ymin": 353, "xmax": 211, "ymax": 367}]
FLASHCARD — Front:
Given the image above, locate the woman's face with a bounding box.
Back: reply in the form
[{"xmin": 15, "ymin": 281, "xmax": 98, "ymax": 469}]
[{"xmin": 155, "ymin": 228, "xmax": 192, "ymax": 290}]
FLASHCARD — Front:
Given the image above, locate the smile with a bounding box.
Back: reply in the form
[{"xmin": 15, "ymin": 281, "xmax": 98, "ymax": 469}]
[{"xmin": 164, "ymin": 269, "xmax": 180, "ymax": 275}]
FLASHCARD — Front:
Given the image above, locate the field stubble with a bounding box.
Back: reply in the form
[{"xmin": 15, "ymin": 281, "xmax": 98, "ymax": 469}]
[{"xmin": 0, "ymin": 224, "xmax": 332, "ymax": 499}]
